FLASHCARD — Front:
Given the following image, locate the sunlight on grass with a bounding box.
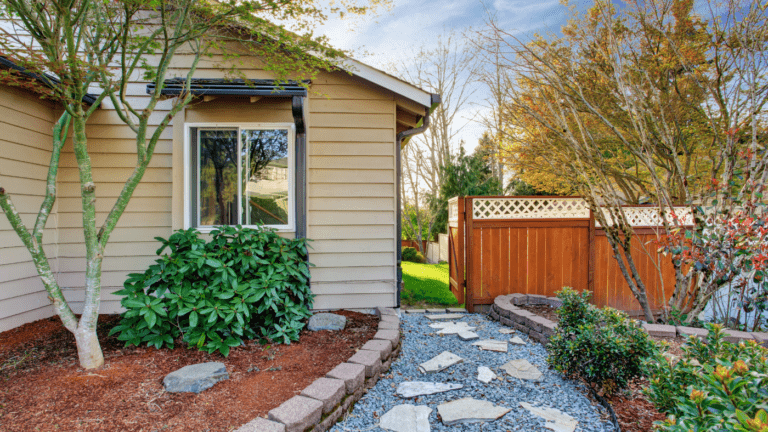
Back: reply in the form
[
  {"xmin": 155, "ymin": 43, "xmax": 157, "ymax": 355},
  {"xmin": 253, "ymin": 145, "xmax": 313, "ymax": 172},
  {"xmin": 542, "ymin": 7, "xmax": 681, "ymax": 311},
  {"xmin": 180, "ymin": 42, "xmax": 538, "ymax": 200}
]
[{"xmin": 401, "ymin": 261, "xmax": 458, "ymax": 306}]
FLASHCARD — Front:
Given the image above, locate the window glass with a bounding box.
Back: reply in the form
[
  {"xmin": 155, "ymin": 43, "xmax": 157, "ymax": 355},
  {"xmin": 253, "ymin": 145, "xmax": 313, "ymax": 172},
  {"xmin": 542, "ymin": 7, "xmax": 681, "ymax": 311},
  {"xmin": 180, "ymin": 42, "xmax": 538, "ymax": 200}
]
[
  {"xmin": 241, "ymin": 129, "xmax": 289, "ymax": 225},
  {"xmin": 199, "ymin": 129, "xmax": 238, "ymax": 226}
]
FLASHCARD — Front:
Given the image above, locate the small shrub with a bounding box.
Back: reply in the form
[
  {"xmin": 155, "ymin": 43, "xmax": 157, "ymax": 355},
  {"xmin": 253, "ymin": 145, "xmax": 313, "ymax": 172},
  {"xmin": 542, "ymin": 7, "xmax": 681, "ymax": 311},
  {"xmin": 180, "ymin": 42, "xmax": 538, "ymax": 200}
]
[
  {"xmin": 645, "ymin": 324, "xmax": 768, "ymax": 431},
  {"xmin": 546, "ymin": 287, "xmax": 658, "ymax": 394},
  {"xmin": 402, "ymin": 246, "xmax": 425, "ymax": 263},
  {"xmin": 110, "ymin": 226, "xmax": 313, "ymax": 356}
]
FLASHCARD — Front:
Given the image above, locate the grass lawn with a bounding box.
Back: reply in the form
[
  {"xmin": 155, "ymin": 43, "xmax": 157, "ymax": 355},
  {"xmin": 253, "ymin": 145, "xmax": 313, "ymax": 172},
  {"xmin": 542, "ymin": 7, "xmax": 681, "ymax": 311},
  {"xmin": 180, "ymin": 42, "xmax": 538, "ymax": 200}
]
[{"xmin": 401, "ymin": 261, "xmax": 459, "ymax": 306}]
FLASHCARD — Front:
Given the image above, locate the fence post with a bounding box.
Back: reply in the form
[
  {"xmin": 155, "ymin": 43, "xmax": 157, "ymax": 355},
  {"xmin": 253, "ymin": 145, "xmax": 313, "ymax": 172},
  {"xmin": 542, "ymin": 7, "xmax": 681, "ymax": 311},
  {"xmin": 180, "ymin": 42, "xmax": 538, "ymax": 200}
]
[
  {"xmin": 457, "ymin": 197, "xmax": 465, "ymax": 306},
  {"xmin": 588, "ymin": 207, "xmax": 596, "ymax": 295},
  {"xmin": 465, "ymin": 197, "xmax": 474, "ymax": 313}
]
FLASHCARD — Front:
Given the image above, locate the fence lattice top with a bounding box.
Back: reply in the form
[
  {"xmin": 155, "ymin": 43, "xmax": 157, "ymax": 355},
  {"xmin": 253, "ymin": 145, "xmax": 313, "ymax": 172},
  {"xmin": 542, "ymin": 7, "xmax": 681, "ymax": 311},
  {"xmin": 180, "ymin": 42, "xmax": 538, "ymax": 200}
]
[
  {"xmin": 472, "ymin": 197, "xmax": 590, "ymax": 220},
  {"xmin": 595, "ymin": 206, "xmax": 694, "ymax": 227}
]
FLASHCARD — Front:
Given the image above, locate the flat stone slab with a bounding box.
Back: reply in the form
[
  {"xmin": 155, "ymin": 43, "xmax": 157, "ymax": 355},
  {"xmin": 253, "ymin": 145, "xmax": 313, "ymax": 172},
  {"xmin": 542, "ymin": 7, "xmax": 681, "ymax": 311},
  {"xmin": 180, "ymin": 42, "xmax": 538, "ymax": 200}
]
[
  {"xmin": 419, "ymin": 351, "xmax": 463, "ymax": 373},
  {"xmin": 429, "ymin": 322, "xmax": 476, "ymax": 335},
  {"xmin": 501, "ymin": 359, "xmax": 543, "ymax": 381},
  {"xmin": 308, "ymin": 313, "xmax": 347, "ymax": 331},
  {"xmin": 426, "ymin": 313, "xmax": 466, "ymax": 321},
  {"xmin": 436, "ymin": 398, "xmax": 511, "ymax": 425},
  {"xmin": 446, "ymin": 308, "xmax": 467, "ymax": 313},
  {"xmin": 380, "ymin": 404, "xmax": 432, "ymax": 432},
  {"xmin": 520, "ymin": 402, "xmax": 578, "ymax": 432},
  {"xmin": 472, "ymin": 340, "xmax": 508, "ymax": 352},
  {"xmin": 498, "ymin": 328, "xmax": 515, "ymax": 334},
  {"xmin": 163, "ymin": 362, "xmax": 229, "ymax": 394},
  {"xmin": 509, "ymin": 336, "xmax": 526, "ymax": 345},
  {"xmin": 268, "ymin": 395, "xmax": 323, "ymax": 432},
  {"xmin": 676, "ymin": 326, "xmax": 708, "ymax": 340},
  {"xmin": 300, "ymin": 377, "xmax": 345, "ymax": 414},
  {"xmin": 477, "ymin": 366, "xmax": 497, "ymax": 384},
  {"xmin": 723, "ymin": 329, "xmax": 755, "ymax": 343},
  {"xmin": 426, "ymin": 308, "xmax": 446, "ymax": 314},
  {"xmin": 752, "ymin": 332, "xmax": 768, "ymax": 347},
  {"xmin": 457, "ymin": 331, "xmax": 480, "ymax": 341},
  {"xmin": 405, "ymin": 309, "xmax": 427, "ymax": 314},
  {"xmin": 642, "ymin": 323, "xmax": 676, "ymax": 338},
  {"xmin": 396, "ymin": 381, "xmax": 463, "ymax": 398}
]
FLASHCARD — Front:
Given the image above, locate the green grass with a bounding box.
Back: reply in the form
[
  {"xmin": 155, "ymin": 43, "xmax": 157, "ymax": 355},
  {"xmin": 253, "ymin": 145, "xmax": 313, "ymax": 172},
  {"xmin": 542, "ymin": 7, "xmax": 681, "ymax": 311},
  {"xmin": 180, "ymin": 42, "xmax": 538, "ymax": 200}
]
[{"xmin": 401, "ymin": 261, "xmax": 459, "ymax": 306}]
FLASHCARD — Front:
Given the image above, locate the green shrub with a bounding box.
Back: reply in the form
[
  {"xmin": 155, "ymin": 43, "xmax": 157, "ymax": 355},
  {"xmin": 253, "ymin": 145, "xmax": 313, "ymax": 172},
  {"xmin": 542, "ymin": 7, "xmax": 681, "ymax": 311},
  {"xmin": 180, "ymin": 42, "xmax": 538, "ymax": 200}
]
[
  {"xmin": 645, "ymin": 324, "xmax": 768, "ymax": 431},
  {"xmin": 402, "ymin": 246, "xmax": 425, "ymax": 263},
  {"xmin": 110, "ymin": 226, "xmax": 313, "ymax": 356},
  {"xmin": 546, "ymin": 287, "xmax": 658, "ymax": 394}
]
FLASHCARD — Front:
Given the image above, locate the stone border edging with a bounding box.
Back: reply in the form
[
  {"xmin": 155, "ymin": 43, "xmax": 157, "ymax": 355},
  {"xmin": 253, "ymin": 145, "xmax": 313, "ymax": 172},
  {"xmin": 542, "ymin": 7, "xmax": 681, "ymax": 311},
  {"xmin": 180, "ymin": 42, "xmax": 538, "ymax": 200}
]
[
  {"xmin": 235, "ymin": 307, "xmax": 402, "ymax": 432},
  {"xmin": 489, "ymin": 294, "xmax": 768, "ymax": 347}
]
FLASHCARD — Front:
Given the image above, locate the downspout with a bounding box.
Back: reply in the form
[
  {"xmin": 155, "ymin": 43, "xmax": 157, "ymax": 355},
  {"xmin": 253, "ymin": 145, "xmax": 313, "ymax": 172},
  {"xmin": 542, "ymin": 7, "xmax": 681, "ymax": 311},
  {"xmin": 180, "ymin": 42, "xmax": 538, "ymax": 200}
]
[
  {"xmin": 395, "ymin": 94, "xmax": 440, "ymax": 308},
  {"xmin": 292, "ymin": 95, "xmax": 307, "ymax": 239}
]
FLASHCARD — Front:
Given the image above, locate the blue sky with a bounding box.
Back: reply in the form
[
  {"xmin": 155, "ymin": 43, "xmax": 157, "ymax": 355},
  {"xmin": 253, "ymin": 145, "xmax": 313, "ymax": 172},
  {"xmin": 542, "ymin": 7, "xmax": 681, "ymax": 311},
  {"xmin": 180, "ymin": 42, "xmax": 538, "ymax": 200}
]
[{"xmin": 315, "ymin": 0, "xmax": 592, "ymax": 150}]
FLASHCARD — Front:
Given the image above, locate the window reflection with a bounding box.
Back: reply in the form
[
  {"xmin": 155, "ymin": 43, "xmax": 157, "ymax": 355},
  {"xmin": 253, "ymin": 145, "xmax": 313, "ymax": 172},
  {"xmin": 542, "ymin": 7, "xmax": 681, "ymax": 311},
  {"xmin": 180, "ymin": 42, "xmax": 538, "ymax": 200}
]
[
  {"xmin": 199, "ymin": 129, "xmax": 238, "ymax": 226},
  {"xmin": 242, "ymin": 129, "xmax": 289, "ymax": 225}
]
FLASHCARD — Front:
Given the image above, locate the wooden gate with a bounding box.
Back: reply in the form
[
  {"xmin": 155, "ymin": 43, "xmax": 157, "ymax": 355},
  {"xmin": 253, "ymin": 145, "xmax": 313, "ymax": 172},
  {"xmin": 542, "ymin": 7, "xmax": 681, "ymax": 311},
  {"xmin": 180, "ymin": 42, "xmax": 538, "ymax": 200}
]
[{"xmin": 448, "ymin": 196, "xmax": 691, "ymax": 314}]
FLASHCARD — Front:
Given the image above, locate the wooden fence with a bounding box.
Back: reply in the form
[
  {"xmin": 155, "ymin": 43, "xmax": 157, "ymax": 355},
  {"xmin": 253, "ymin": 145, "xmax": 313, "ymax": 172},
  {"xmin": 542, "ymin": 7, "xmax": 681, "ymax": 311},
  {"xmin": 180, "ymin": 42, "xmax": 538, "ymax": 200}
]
[{"xmin": 448, "ymin": 196, "xmax": 692, "ymax": 315}]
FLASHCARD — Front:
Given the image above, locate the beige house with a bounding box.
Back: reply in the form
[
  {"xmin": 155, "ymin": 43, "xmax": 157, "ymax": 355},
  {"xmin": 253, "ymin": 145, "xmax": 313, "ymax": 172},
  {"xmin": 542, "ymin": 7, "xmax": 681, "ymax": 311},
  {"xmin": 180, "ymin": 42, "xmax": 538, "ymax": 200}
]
[{"xmin": 0, "ymin": 55, "xmax": 439, "ymax": 332}]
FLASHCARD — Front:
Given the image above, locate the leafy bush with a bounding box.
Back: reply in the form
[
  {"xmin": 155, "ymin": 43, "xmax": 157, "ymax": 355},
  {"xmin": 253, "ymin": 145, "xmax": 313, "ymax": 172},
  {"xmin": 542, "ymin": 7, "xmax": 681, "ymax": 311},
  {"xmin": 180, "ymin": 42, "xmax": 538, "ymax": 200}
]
[
  {"xmin": 645, "ymin": 324, "xmax": 768, "ymax": 431},
  {"xmin": 402, "ymin": 246, "xmax": 425, "ymax": 263},
  {"xmin": 546, "ymin": 287, "xmax": 658, "ymax": 394},
  {"xmin": 110, "ymin": 226, "xmax": 313, "ymax": 355}
]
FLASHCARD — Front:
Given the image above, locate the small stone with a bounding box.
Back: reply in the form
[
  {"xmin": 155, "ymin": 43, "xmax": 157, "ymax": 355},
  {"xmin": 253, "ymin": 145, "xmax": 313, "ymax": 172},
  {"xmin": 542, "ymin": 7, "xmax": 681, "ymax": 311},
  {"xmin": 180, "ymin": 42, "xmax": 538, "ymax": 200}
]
[
  {"xmin": 509, "ymin": 336, "xmax": 526, "ymax": 345},
  {"xmin": 419, "ymin": 351, "xmax": 463, "ymax": 373},
  {"xmin": 426, "ymin": 313, "xmax": 466, "ymax": 321},
  {"xmin": 498, "ymin": 328, "xmax": 515, "ymax": 334},
  {"xmin": 396, "ymin": 381, "xmax": 463, "ymax": 398},
  {"xmin": 520, "ymin": 402, "xmax": 578, "ymax": 432},
  {"xmin": 436, "ymin": 398, "xmax": 511, "ymax": 425},
  {"xmin": 457, "ymin": 331, "xmax": 480, "ymax": 341},
  {"xmin": 477, "ymin": 366, "xmax": 496, "ymax": 384},
  {"xmin": 308, "ymin": 313, "xmax": 347, "ymax": 331},
  {"xmin": 472, "ymin": 340, "xmax": 508, "ymax": 352},
  {"xmin": 379, "ymin": 404, "xmax": 432, "ymax": 432},
  {"xmin": 501, "ymin": 359, "xmax": 543, "ymax": 381},
  {"xmin": 163, "ymin": 362, "xmax": 229, "ymax": 394}
]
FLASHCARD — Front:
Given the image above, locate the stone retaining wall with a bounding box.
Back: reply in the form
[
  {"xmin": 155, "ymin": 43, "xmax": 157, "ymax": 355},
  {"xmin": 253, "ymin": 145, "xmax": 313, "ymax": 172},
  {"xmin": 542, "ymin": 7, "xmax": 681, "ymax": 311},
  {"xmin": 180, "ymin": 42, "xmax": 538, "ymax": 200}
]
[
  {"xmin": 490, "ymin": 294, "xmax": 768, "ymax": 347},
  {"xmin": 236, "ymin": 307, "xmax": 402, "ymax": 432}
]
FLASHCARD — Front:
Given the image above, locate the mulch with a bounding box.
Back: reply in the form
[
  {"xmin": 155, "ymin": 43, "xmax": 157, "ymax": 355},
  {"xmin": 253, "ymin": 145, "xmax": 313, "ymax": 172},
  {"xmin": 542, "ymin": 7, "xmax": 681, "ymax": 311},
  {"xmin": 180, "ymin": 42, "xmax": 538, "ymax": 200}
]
[
  {"xmin": 516, "ymin": 303, "xmax": 685, "ymax": 432},
  {"xmin": 0, "ymin": 311, "xmax": 379, "ymax": 432}
]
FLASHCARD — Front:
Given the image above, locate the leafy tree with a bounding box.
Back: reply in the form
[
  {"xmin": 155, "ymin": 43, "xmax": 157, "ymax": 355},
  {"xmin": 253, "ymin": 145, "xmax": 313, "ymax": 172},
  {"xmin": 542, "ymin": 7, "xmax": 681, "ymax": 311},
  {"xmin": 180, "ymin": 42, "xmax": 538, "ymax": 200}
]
[
  {"xmin": 430, "ymin": 141, "xmax": 502, "ymax": 235},
  {"xmin": 0, "ymin": 0, "xmax": 381, "ymax": 369}
]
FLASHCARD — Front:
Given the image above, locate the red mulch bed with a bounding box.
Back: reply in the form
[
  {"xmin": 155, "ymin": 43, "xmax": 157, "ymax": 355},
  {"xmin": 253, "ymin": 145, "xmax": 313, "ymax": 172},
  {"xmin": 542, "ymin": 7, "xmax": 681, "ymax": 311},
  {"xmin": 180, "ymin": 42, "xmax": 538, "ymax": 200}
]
[
  {"xmin": 517, "ymin": 303, "xmax": 687, "ymax": 432},
  {"xmin": 0, "ymin": 311, "xmax": 378, "ymax": 432}
]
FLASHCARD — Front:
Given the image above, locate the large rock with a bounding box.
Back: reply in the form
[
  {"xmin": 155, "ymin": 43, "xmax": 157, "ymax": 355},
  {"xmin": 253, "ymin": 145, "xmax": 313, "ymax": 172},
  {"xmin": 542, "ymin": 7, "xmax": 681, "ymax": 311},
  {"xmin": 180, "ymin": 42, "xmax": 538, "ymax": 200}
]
[
  {"xmin": 520, "ymin": 402, "xmax": 578, "ymax": 432},
  {"xmin": 396, "ymin": 381, "xmax": 463, "ymax": 398},
  {"xmin": 163, "ymin": 362, "xmax": 229, "ymax": 393},
  {"xmin": 380, "ymin": 404, "xmax": 432, "ymax": 432},
  {"xmin": 308, "ymin": 313, "xmax": 347, "ymax": 331},
  {"xmin": 500, "ymin": 359, "xmax": 543, "ymax": 382},
  {"xmin": 472, "ymin": 340, "xmax": 508, "ymax": 352},
  {"xmin": 418, "ymin": 351, "xmax": 463, "ymax": 373},
  {"xmin": 436, "ymin": 398, "xmax": 510, "ymax": 425}
]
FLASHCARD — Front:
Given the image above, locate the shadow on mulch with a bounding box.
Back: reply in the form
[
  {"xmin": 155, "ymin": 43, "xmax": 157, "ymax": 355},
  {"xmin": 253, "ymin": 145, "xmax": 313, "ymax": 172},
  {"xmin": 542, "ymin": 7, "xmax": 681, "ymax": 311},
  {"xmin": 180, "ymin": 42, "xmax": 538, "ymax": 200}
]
[{"xmin": 0, "ymin": 311, "xmax": 378, "ymax": 432}]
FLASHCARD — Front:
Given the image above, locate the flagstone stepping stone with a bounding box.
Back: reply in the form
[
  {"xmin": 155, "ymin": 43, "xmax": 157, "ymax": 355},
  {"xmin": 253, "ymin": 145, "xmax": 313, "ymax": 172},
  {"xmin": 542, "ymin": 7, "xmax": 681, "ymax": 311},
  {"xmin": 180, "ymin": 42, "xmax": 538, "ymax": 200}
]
[
  {"xmin": 501, "ymin": 359, "xmax": 543, "ymax": 381},
  {"xmin": 477, "ymin": 366, "xmax": 497, "ymax": 384},
  {"xmin": 429, "ymin": 322, "xmax": 477, "ymax": 336},
  {"xmin": 419, "ymin": 351, "xmax": 463, "ymax": 373},
  {"xmin": 425, "ymin": 313, "xmax": 466, "ymax": 321},
  {"xmin": 380, "ymin": 404, "xmax": 432, "ymax": 432},
  {"xmin": 163, "ymin": 362, "xmax": 229, "ymax": 393},
  {"xmin": 396, "ymin": 381, "xmax": 463, "ymax": 398},
  {"xmin": 520, "ymin": 402, "xmax": 578, "ymax": 432},
  {"xmin": 472, "ymin": 339, "xmax": 508, "ymax": 352},
  {"xmin": 499, "ymin": 328, "xmax": 515, "ymax": 334},
  {"xmin": 509, "ymin": 336, "xmax": 526, "ymax": 345},
  {"xmin": 307, "ymin": 313, "xmax": 346, "ymax": 331},
  {"xmin": 457, "ymin": 331, "xmax": 479, "ymax": 341},
  {"xmin": 436, "ymin": 398, "xmax": 511, "ymax": 425}
]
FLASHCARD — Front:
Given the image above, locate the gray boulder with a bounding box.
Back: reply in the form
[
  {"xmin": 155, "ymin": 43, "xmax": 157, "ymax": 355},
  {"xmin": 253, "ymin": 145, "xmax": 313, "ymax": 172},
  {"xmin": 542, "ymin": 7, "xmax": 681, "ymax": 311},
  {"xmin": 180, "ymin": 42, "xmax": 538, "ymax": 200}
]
[
  {"xmin": 308, "ymin": 313, "xmax": 347, "ymax": 331},
  {"xmin": 163, "ymin": 362, "xmax": 229, "ymax": 394}
]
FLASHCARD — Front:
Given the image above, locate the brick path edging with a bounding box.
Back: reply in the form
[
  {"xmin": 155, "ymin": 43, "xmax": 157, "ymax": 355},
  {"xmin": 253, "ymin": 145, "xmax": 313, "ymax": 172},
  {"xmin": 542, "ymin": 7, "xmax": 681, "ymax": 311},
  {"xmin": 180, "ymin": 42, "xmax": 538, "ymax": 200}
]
[
  {"xmin": 489, "ymin": 294, "xmax": 768, "ymax": 348},
  {"xmin": 235, "ymin": 307, "xmax": 402, "ymax": 432}
]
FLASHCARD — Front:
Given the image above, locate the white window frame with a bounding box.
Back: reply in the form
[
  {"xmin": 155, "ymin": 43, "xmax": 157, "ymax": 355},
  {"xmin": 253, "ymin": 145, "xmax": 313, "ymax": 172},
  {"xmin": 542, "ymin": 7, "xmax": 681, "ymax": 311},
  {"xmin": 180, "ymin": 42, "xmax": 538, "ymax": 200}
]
[{"xmin": 184, "ymin": 122, "xmax": 296, "ymax": 233}]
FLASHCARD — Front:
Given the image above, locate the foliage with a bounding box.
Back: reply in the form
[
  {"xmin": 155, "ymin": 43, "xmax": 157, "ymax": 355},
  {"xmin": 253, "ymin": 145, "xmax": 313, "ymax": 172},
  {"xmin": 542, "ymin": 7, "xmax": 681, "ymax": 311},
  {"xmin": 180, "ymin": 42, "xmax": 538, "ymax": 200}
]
[
  {"xmin": 110, "ymin": 226, "xmax": 313, "ymax": 356},
  {"xmin": 546, "ymin": 287, "xmax": 658, "ymax": 394},
  {"xmin": 400, "ymin": 262, "xmax": 458, "ymax": 306},
  {"xmin": 645, "ymin": 324, "xmax": 768, "ymax": 431},
  {"xmin": 402, "ymin": 246, "xmax": 426, "ymax": 264},
  {"xmin": 506, "ymin": 179, "xmax": 559, "ymax": 196},
  {"xmin": 430, "ymin": 144, "xmax": 503, "ymax": 235},
  {"xmin": 402, "ymin": 206, "xmax": 435, "ymax": 242}
]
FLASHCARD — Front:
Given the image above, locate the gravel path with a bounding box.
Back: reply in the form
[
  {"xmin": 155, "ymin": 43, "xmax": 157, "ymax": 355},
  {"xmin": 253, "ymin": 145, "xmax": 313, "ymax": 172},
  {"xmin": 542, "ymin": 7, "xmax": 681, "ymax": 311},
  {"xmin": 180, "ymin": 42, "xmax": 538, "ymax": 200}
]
[{"xmin": 329, "ymin": 312, "xmax": 617, "ymax": 432}]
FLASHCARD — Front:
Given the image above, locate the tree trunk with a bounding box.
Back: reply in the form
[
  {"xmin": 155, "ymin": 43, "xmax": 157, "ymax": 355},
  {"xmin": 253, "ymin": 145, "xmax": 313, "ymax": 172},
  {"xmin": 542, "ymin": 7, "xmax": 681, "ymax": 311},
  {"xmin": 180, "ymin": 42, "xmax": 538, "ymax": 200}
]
[{"xmin": 74, "ymin": 324, "xmax": 104, "ymax": 369}]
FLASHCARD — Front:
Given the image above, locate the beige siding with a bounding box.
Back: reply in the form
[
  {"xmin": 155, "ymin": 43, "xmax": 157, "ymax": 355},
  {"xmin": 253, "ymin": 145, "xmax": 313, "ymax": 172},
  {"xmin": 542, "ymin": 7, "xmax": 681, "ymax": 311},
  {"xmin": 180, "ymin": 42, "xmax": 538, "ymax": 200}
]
[{"xmin": 0, "ymin": 86, "xmax": 59, "ymax": 332}]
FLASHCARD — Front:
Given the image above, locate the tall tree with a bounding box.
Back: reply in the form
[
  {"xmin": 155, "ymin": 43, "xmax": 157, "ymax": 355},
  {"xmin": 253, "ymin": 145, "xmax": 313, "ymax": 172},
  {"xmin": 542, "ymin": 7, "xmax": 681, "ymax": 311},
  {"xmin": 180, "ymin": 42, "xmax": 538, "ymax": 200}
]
[
  {"xmin": 0, "ymin": 0, "xmax": 380, "ymax": 369},
  {"xmin": 480, "ymin": 0, "xmax": 768, "ymax": 321}
]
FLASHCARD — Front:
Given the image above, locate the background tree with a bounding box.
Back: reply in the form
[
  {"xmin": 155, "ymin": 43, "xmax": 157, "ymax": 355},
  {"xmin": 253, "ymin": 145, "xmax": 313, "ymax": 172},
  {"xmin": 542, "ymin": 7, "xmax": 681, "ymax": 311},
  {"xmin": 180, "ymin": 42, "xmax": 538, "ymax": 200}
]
[
  {"xmin": 479, "ymin": 0, "xmax": 768, "ymax": 321},
  {"xmin": 0, "ymin": 0, "xmax": 381, "ymax": 369}
]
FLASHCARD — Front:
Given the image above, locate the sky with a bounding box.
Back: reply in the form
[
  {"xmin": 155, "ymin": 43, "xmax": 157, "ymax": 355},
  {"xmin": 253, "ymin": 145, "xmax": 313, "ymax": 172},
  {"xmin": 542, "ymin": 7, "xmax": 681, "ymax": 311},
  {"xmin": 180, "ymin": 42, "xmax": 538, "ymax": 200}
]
[{"xmin": 313, "ymin": 0, "xmax": 592, "ymax": 152}]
